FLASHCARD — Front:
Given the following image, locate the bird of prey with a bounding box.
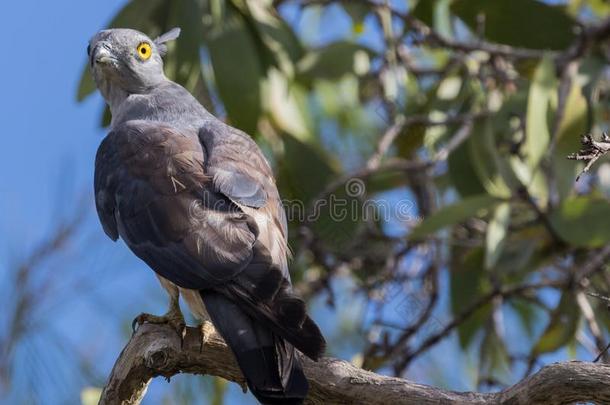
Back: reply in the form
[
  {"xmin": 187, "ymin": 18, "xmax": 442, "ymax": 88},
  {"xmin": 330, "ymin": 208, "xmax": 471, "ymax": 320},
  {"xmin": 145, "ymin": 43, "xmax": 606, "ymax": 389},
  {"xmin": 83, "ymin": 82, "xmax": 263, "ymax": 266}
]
[{"xmin": 89, "ymin": 27, "xmax": 325, "ymax": 404}]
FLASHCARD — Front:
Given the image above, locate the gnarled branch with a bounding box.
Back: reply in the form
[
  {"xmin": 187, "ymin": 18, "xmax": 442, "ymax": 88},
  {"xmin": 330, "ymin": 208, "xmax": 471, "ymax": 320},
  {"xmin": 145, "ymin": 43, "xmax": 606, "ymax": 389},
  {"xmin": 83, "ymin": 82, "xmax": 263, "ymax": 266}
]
[{"xmin": 99, "ymin": 323, "xmax": 610, "ymax": 405}]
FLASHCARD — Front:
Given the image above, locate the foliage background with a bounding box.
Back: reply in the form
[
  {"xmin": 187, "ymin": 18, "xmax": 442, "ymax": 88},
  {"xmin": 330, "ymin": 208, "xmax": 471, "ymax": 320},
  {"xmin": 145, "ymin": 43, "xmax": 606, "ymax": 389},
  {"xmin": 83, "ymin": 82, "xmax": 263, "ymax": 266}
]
[{"xmin": 1, "ymin": 0, "xmax": 609, "ymax": 404}]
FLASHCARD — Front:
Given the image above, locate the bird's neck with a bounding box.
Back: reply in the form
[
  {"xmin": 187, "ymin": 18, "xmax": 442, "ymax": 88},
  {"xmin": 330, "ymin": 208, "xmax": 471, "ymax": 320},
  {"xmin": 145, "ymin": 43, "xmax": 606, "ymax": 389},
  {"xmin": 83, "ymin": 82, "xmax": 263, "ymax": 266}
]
[
  {"xmin": 107, "ymin": 87, "xmax": 130, "ymax": 118},
  {"xmin": 107, "ymin": 80, "xmax": 211, "ymax": 130},
  {"xmin": 99, "ymin": 78, "xmax": 130, "ymax": 118},
  {"xmin": 102, "ymin": 76, "xmax": 170, "ymax": 120}
]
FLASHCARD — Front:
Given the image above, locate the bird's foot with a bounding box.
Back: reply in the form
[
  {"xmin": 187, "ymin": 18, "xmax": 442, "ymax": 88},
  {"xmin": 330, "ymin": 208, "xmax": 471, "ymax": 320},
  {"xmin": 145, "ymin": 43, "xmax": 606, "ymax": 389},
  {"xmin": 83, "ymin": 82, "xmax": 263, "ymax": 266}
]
[
  {"xmin": 132, "ymin": 309, "xmax": 186, "ymax": 344},
  {"xmin": 198, "ymin": 320, "xmax": 215, "ymax": 353}
]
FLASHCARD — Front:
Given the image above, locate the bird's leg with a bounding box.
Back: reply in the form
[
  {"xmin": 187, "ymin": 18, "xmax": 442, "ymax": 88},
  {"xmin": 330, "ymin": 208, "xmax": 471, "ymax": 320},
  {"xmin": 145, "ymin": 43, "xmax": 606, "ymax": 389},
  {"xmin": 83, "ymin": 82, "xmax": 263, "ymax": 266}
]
[
  {"xmin": 132, "ymin": 291, "xmax": 186, "ymax": 343},
  {"xmin": 198, "ymin": 319, "xmax": 215, "ymax": 353}
]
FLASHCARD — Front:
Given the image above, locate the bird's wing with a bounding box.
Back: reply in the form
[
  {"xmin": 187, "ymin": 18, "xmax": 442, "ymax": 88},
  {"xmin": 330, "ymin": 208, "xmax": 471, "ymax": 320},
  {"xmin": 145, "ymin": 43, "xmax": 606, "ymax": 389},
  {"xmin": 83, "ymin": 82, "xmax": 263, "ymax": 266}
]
[
  {"xmin": 199, "ymin": 120, "xmax": 290, "ymax": 273},
  {"xmin": 198, "ymin": 120, "xmax": 276, "ymax": 209},
  {"xmin": 197, "ymin": 120, "xmax": 324, "ymax": 355},
  {"xmin": 94, "ymin": 120, "xmax": 259, "ymax": 286},
  {"xmin": 94, "ymin": 138, "xmax": 120, "ymax": 241}
]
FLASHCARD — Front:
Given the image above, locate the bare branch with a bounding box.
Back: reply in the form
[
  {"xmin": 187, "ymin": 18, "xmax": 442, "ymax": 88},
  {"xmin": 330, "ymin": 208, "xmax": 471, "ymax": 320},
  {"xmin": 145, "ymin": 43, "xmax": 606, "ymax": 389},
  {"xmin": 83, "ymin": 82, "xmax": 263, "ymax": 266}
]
[
  {"xmin": 100, "ymin": 323, "xmax": 610, "ymax": 405},
  {"xmin": 576, "ymin": 291, "xmax": 608, "ymax": 362},
  {"xmin": 567, "ymin": 133, "xmax": 610, "ymax": 180}
]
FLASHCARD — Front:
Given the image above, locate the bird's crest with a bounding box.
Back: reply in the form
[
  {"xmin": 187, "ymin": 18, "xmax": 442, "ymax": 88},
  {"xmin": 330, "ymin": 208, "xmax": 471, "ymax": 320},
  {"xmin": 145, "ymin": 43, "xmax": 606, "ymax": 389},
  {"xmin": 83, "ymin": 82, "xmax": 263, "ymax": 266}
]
[{"xmin": 154, "ymin": 27, "xmax": 181, "ymax": 56}]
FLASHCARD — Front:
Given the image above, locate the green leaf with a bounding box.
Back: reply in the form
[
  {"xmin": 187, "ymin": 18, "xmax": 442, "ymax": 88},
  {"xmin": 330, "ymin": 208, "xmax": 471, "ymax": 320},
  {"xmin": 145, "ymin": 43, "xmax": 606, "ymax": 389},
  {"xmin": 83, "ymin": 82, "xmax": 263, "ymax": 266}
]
[
  {"xmin": 550, "ymin": 196, "xmax": 610, "ymax": 247},
  {"xmin": 278, "ymin": 133, "xmax": 335, "ymax": 204},
  {"xmin": 297, "ymin": 41, "xmax": 374, "ymax": 84},
  {"xmin": 480, "ymin": 327, "xmax": 510, "ymax": 380},
  {"xmin": 533, "ymin": 291, "xmax": 580, "ymax": 355},
  {"xmin": 493, "ymin": 236, "xmax": 542, "ymax": 277},
  {"xmin": 312, "ymin": 186, "xmax": 365, "ymax": 251},
  {"xmin": 107, "ymin": 0, "xmax": 166, "ymax": 31},
  {"xmin": 485, "ymin": 202, "xmax": 511, "ymax": 269},
  {"xmin": 436, "ymin": 76, "xmax": 462, "ymax": 100},
  {"xmin": 525, "ymin": 55, "xmax": 557, "ymax": 170},
  {"xmin": 207, "ymin": 11, "xmax": 264, "ymax": 134},
  {"xmin": 164, "ymin": 0, "xmax": 206, "ymax": 83},
  {"xmin": 447, "ymin": 139, "xmax": 487, "ymax": 197},
  {"xmin": 589, "ymin": 0, "xmax": 610, "ymax": 16},
  {"xmin": 468, "ymin": 117, "xmax": 514, "ymax": 198},
  {"xmin": 450, "ymin": 247, "xmax": 492, "ymax": 348},
  {"xmin": 242, "ymin": 0, "xmax": 304, "ymax": 75},
  {"xmin": 342, "ymin": 2, "xmax": 370, "ymax": 33},
  {"xmin": 263, "ymin": 69, "xmax": 312, "ymax": 142},
  {"xmin": 553, "ymin": 71, "xmax": 588, "ymax": 199},
  {"xmin": 412, "ymin": 0, "xmax": 435, "ymax": 26},
  {"xmin": 509, "ymin": 297, "xmax": 540, "ymax": 338},
  {"xmin": 451, "ymin": 0, "xmax": 577, "ymax": 50},
  {"xmin": 409, "ymin": 194, "xmax": 500, "ymax": 240},
  {"xmin": 433, "ymin": 0, "xmax": 453, "ymax": 38},
  {"xmin": 278, "ymin": 134, "xmax": 364, "ymax": 251},
  {"xmin": 579, "ymin": 56, "xmax": 607, "ymax": 127},
  {"xmin": 413, "ymin": 0, "xmax": 452, "ymax": 37}
]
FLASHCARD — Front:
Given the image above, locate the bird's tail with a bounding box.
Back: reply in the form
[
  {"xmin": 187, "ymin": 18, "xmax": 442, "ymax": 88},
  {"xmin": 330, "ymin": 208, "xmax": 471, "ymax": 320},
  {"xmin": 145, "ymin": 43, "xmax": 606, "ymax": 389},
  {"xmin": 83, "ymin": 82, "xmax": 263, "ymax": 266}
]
[
  {"xmin": 215, "ymin": 242, "xmax": 326, "ymax": 361},
  {"xmin": 201, "ymin": 291, "xmax": 309, "ymax": 405}
]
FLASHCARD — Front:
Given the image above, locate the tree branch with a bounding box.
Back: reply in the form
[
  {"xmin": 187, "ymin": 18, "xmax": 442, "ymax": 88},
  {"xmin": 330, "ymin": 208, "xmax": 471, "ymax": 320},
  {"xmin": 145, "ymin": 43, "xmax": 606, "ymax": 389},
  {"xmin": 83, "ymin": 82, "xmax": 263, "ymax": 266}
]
[
  {"xmin": 567, "ymin": 132, "xmax": 610, "ymax": 180},
  {"xmin": 100, "ymin": 323, "xmax": 610, "ymax": 405}
]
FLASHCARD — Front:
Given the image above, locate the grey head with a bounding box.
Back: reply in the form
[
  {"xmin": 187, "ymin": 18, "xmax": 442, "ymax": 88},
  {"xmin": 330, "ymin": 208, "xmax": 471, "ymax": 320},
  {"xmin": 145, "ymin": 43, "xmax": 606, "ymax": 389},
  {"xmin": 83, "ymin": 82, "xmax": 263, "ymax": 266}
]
[{"xmin": 88, "ymin": 28, "xmax": 180, "ymax": 108}]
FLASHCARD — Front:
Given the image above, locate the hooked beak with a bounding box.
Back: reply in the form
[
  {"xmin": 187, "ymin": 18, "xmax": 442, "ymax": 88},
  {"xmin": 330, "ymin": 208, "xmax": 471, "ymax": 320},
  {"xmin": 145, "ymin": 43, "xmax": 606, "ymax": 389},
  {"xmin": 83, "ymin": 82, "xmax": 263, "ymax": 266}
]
[{"xmin": 91, "ymin": 42, "xmax": 117, "ymax": 67}]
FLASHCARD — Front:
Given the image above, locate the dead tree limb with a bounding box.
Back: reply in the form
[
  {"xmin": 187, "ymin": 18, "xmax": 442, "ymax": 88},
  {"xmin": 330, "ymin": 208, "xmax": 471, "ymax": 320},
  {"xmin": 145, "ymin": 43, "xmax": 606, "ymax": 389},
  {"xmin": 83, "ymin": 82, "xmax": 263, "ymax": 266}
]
[
  {"xmin": 567, "ymin": 132, "xmax": 610, "ymax": 180},
  {"xmin": 99, "ymin": 323, "xmax": 610, "ymax": 405}
]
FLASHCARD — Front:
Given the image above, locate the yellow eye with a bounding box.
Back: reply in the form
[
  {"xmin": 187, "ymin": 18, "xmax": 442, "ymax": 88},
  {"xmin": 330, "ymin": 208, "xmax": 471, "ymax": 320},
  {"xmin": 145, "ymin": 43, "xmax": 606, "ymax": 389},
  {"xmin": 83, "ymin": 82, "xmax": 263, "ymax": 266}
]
[{"xmin": 136, "ymin": 42, "xmax": 152, "ymax": 60}]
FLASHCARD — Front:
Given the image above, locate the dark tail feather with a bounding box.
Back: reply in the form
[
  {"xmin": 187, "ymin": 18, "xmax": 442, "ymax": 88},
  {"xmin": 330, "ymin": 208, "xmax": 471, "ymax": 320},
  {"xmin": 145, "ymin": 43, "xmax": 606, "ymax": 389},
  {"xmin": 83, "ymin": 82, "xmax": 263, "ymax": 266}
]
[
  {"xmin": 223, "ymin": 242, "xmax": 326, "ymax": 361},
  {"xmin": 201, "ymin": 291, "xmax": 308, "ymax": 405},
  {"xmin": 227, "ymin": 277, "xmax": 326, "ymax": 361}
]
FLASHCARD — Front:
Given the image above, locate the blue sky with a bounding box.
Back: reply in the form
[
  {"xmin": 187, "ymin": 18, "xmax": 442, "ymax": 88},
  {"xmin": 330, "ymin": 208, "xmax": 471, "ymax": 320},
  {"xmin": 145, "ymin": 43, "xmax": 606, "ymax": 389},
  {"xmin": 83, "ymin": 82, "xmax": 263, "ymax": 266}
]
[
  {"xmin": 0, "ymin": 0, "xmax": 123, "ymax": 242},
  {"xmin": 0, "ymin": 1, "xmax": 161, "ymax": 403}
]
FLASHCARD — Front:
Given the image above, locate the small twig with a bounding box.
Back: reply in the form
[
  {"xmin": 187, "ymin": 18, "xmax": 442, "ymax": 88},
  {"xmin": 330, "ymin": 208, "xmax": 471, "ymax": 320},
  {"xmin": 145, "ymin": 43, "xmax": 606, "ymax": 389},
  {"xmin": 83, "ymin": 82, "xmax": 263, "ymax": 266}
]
[
  {"xmin": 594, "ymin": 343, "xmax": 610, "ymax": 363},
  {"xmin": 397, "ymin": 280, "xmax": 564, "ymax": 368},
  {"xmin": 567, "ymin": 133, "xmax": 610, "ymax": 181},
  {"xmin": 586, "ymin": 291, "xmax": 610, "ymax": 304},
  {"xmin": 575, "ymin": 245, "xmax": 610, "ymax": 282},
  {"xmin": 582, "ymin": 291, "xmax": 610, "ymax": 363},
  {"xmin": 432, "ymin": 119, "xmax": 475, "ymax": 162},
  {"xmin": 576, "ymin": 291, "xmax": 607, "ymax": 362}
]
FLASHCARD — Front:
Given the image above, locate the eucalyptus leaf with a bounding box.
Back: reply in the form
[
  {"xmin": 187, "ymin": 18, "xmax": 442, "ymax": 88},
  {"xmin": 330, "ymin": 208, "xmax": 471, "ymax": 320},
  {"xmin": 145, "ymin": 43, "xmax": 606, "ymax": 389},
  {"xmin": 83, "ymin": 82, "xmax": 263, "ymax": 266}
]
[
  {"xmin": 243, "ymin": 0, "xmax": 304, "ymax": 75},
  {"xmin": 525, "ymin": 55, "xmax": 556, "ymax": 170},
  {"xmin": 550, "ymin": 196, "xmax": 610, "ymax": 247},
  {"xmin": 533, "ymin": 292, "xmax": 580, "ymax": 355},
  {"xmin": 451, "ymin": 0, "xmax": 577, "ymax": 50},
  {"xmin": 207, "ymin": 11, "xmax": 264, "ymax": 134},
  {"xmin": 447, "ymin": 139, "xmax": 487, "ymax": 197},
  {"xmin": 485, "ymin": 202, "xmax": 511, "ymax": 269},
  {"xmin": 409, "ymin": 194, "xmax": 500, "ymax": 240},
  {"xmin": 467, "ymin": 118, "xmax": 514, "ymax": 198},
  {"xmin": 480, "ymin": 327, "xmax": 510, "ymax": 380},
  {"xmin": 450, "ymin": 247, "xmax": 492, "ymax": 348},
  {"xmin": 297, "ymin": 42, "xmax": 375, "ymax": 85}
]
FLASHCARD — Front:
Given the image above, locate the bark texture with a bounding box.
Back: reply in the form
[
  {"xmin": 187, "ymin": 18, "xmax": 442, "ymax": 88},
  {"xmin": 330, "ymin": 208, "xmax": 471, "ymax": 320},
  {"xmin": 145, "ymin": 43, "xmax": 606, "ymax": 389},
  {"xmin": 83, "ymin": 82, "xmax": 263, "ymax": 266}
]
[{"xmin": 99, "ymin": 323, "xmax": 610, "ymax": 405}]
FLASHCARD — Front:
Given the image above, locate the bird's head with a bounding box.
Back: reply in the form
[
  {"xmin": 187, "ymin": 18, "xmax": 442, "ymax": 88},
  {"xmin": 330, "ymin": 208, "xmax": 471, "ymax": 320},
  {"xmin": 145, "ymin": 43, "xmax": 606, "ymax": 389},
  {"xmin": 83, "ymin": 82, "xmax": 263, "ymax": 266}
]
[{"xmin": 88, "ymin": 27, "xmax": 180, "ymax": 102}]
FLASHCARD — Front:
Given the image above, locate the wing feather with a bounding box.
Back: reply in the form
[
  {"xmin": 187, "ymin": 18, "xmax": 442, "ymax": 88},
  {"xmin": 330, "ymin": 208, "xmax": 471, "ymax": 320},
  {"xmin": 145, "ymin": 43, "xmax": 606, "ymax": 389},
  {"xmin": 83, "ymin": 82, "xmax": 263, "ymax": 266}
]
[{"xmin": 199, "ymin": 121, "xmax": 277, "ymax": 208}]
